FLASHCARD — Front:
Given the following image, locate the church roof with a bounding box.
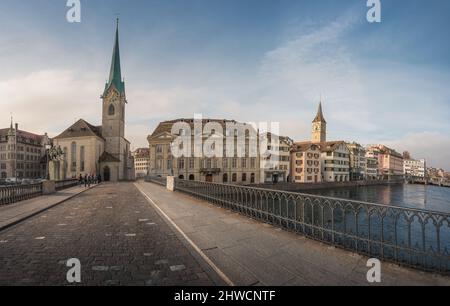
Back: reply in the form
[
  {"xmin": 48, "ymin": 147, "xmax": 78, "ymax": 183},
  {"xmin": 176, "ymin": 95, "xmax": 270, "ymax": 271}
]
[
  {"xmin": 312, "ymin": 102, "xmax": 327, "ymax": 123},
  {"xmin": 99, "ymin": 151, "xmax": 121, "ymax": 163},
  {"xmin": 103, "ymin": 18, "xmax": 125, "ymax": 96},
  {"xmin": 54, "ymin": 119, "xmax": 103, "ymax": 140}
]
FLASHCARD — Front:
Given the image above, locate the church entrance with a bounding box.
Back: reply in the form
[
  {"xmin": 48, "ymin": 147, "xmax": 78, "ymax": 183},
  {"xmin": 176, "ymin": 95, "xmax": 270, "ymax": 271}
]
[{"xmin": 104, "ymin": 166, "xmax": 111, "ymax": 182}]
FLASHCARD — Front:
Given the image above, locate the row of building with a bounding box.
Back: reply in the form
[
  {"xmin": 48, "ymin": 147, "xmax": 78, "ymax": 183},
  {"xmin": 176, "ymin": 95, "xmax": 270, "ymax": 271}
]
[{"xmin": 131, "ymin": 103, "xmax": 435, "ymax": 185}]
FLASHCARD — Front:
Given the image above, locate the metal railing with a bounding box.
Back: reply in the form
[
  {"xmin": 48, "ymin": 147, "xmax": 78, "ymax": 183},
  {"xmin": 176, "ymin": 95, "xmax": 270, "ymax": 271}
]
[
  {"xmin": 0, "ymin": 184, "xmax": 43, "ymax": 206},
  {"xmin": 174, "ymin": 179, "xmax": 450, "ymax": 274},
  {"xmin": 145, "ymin": 176, "xmax": 167, "ymax": 187},
  {"xmin": 55, "ymin": 179, "xmax": 79, "ymax": 191}
]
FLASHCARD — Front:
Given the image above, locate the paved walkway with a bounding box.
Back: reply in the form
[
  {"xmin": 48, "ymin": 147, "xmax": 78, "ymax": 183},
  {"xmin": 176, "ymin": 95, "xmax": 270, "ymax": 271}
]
[
  {"xmin": 0, "ymin": 185, "xmax": 94, "ymax": 231},
  {"xmin": 135, "ymin": 181, "xmax": 450, "ymax": 286},
  {"xmin": 0, "ymin": 183, "xmax": 221, "ymax": 286}
]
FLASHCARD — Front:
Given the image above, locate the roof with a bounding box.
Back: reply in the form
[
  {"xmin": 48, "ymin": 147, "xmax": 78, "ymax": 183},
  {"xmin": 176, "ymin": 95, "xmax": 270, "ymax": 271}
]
[
  {"xmin": 54, "ymin": 119, "xmax": 103, "ymax": 140},
  {"xmin": 103, "ymin": 19, "xmax": 125, "ymax": 96},
  {"xmin": 312, "ymin": 102, "xmax": 327, "ymax": 123},
  {"xmin": 99, "ymin": 151, "xmax": 120, "ymax": 163},
  {"xmin": 292, "ymin": 141, "xmax": 345, "ymax": 153},
  {"xmin": 292, "ymin": 142, "xmax": 321, "ymax": 152},
  {"xmin": 0, "ymin": 128, "xmax": 45, "ymax": 144},
  {"xmin": 148, "ymin": 118, "xmax": 254, "ymax": 139},
  {"xmin": 133, "ymin": 148, "xmax": 150, "ymax": 159}
]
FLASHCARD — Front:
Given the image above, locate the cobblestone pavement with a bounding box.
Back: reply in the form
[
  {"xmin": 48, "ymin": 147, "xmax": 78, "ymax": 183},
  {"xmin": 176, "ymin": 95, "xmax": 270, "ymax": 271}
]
[{"xmin": 0, "ymin": 183, "xmax": 217, "ymax": 286}]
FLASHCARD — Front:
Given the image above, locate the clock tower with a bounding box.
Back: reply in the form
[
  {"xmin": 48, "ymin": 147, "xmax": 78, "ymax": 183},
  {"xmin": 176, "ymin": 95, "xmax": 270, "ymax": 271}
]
[{"xmin": 311, "ymin": 101, "xmax": 327, "ymax": 143}]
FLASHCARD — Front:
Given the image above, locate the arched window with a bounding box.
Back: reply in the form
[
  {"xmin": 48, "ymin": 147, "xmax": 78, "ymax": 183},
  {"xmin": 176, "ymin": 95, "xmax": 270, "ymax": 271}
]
[
  {"xmin": 71, "ymin": 142, "xmax": 77, "ymax": 171},
  {"xmin": 223, "ymin": 173, "xmax": 228, "ymax": 183},
  {"xmin": 232, "ymin": 173, "xmax": 237, "ymax": 182},
  {"xmin": 108, "ymin": 104, "xmax": 115, "ymax": 116},
  {"xmin": 242, "ymin": 173, "xmax": 247, "ymax": 182},
  {"xmin": 189, "ymin": 174, "xmax": 195, "ymax": 181},
  {"xmin": 250, "ymin": 173, "xmax": 255, "ymax": 184}
]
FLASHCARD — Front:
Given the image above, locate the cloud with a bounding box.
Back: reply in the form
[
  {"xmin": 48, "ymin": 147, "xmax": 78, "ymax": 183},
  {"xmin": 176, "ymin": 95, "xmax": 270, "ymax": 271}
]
[
  {"xmin": 0, "ymin": 70, "xmax": 102, "ymax": 135},
  {"xmin": 382, "ymin": 132, "xmax": 450, "ymax": 170}
]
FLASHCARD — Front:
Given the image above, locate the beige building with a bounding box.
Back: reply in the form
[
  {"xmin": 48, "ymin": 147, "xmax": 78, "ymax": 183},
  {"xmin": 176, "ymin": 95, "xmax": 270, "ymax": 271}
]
[
  {"xmin": 0, "ymin": 122, "xmax": 49, "ymax": 180},
  {"xmin": 291, "ymin": 142, "xmax": 322, "ymax": 183},
  {"xmin": 147, "ymin": 119, "xmax": 260, "ymax": 184},
  {"xmin": 346, "ymin": 142, "xmax": 367, "ymax": 181},
  {"xmin": 51, "ymin": 20, "xmax": 132, "ymax": 182},
  {"xmin": 367, "ymin": 145, "xmax": 404, "ymax": 179},
  {"xmin": 133, "ymin": 148, "xmax": 150, "ymax": 178},
  {"xmin": 260, "ymin": 134, "xmax": 293, "ymax": 183}
]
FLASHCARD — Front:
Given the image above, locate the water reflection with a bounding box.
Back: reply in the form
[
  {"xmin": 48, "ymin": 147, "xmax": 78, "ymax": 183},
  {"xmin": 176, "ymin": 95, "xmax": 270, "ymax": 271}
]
[{"xmin": 303, "ymin": 184, "xmax": 450, "ymax": 213}]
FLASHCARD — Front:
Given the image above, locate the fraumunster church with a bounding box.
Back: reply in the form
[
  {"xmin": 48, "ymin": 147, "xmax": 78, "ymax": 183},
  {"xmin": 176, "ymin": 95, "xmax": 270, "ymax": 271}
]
[{"xmin": 51, "ymin": 19, "xmax": 133, "ymax": 182}]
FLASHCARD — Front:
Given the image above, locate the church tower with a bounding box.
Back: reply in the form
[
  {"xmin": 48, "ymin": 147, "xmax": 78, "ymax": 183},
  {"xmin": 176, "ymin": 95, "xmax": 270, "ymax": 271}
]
[
  {"xmin": 311, "ymin": 101, "xmax": 327, "ymax": 143},
  {"xmin": 101, "ymin": 18, "xmax": 130, "ymax": 180}
]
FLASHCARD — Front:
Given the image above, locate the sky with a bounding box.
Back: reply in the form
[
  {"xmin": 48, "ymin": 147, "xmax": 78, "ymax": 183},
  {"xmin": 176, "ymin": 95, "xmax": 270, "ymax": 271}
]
[{"xmin": 0, "ymin": 0, "xmax": 449, "ymax": 169}]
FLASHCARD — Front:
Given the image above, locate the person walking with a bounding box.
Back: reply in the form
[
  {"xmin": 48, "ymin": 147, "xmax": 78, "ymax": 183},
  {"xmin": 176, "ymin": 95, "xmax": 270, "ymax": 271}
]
[{"xmin": 84, "ymin": 174, "xmax": 88, "ymax": 188}]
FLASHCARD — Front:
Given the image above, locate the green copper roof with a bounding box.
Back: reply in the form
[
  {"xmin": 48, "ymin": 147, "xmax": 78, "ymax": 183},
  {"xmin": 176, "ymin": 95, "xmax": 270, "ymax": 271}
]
[{"xmin": 104, "ymin": 19, "xmax": 125, "ymax": 96}]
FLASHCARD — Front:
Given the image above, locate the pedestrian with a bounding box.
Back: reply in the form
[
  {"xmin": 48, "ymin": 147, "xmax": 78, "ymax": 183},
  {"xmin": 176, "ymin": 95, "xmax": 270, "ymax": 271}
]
[
  {"xmin": 78, "ymin": 174, "xmax": 83, "ymax": 186},
  {"xmin": 84, "ymin": 174, "xmax": 88, "ymax": 188},
  {"xmin": 97, "ymin": 174, "xmax": 102, "ymax": 184}
]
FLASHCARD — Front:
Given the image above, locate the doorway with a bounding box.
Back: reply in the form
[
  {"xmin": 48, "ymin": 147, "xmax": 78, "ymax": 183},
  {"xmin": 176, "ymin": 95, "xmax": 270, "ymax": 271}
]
[
  {"xmin": 103, "ymin": 166, "xmax": 111, "ymax": 182},
  {"xmin": 206, "ymin": 174, "xmax": 213, "ymax": 182}
]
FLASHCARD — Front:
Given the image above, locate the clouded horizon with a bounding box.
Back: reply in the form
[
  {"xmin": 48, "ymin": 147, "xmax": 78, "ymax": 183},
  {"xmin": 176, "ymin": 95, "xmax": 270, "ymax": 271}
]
[{"xmin": 0, "ymin": 0, "xmax": 449, "ymax": 169}]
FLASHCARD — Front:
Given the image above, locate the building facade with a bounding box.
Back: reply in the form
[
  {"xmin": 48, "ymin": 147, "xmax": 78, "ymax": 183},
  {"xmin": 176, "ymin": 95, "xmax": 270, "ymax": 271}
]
[
  {"xmin": 346, "ymin": 142, "xmax": 367, "ymax": 181},
  {"xmin": 367, "ymin": 145, "xmax": 404, "ymax": 179},
  {"xmin": 133, "ymin": 148, "xmax": 150, "ymax": 178},
  {"xmin": 404, "ymin": 159, "xmax": 426, "ymax": 178},
  {"xmin": 290, "ymin": 142, "xmax": 322, "ymax": 183},
  {"xmin": 147, "ymin": 119, "xmax": 260, "ymax": 184},
  {"xmin": 320, "ymin": 141, "xmax": 350, "ymax": 182},
  {"xmin": 260, "ymin": 134, "xmax": 293, "ymax": 183},
  {"xmin": 51, "ymin": 20, "xmax": 133, "ymax": 182},
  {"xmin": 0, "ymin": 123, "xmax": 49, "ymax": 180}
]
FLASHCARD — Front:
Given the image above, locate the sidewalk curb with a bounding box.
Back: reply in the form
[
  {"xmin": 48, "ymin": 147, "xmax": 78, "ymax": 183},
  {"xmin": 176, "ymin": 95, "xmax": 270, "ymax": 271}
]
[{"xmin": 0, "ymin": 184, "xmax": 99, "ymax": 233}]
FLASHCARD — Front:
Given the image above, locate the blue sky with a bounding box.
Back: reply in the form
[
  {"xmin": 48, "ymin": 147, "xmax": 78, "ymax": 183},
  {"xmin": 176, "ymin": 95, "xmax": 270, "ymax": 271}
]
[{"xmin": 0, "ymin": 0, "xmax": 449, "ymax": 169}]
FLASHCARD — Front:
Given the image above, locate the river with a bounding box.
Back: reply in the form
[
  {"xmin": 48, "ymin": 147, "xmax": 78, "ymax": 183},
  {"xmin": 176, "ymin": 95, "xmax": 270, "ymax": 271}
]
[{"xmin": 302, "ymin": 184, "xmax": 450, "ymax": 214}]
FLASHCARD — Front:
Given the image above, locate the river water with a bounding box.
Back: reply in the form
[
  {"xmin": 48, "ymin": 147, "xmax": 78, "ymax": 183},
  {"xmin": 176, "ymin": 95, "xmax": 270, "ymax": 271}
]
[{"xmin": 303, "ymin": 184, "xmax": 450, "ymax": 214}]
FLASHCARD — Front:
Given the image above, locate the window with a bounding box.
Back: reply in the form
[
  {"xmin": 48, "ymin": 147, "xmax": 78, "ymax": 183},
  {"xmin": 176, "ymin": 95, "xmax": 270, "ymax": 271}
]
[
  {"xmin": 223, "ymin": 173, "xmax": 228, "ymax": 183},
  {"xmin": 242, "ymin": 158, "xmax": 247, "ymax": 169},
  {"xmin": 242, "ymin": 173, "xmax": 247, "ymax": 182},
  {"xmin": 232, "ymin": 173, "xmax": 237, "ymax": 182},
  {"xmin": 232, "ymin": 158, "xmax": 237, "ymax": 169},
  {"xmin": 71, "ymin": 142, "xmax": 77, "ymax": 171},
  {"xmin": 189, "ymin": 158, "xmax": 195, "ymax": 169},
  {"xmin": 178, "ymin": 158, "xmax": 185, "ymax": 170},
  {"xmin": 80, "ymin": 146, "xmax": 85, "ymax": 172},
  {"xmin": 108, "ymin": 104, "xmax": 115, "ymax": 116},
  {"xmin": 156, "ymin": 145, "xmax": 163, "ymax": 154}
]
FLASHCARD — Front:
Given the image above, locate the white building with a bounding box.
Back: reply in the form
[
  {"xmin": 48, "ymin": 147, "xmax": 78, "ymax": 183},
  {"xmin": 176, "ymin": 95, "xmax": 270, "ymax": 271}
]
[
  {"xmin": 260, "ymin": 134, "xmax": 293, "ymax": 183},
  {"xmin": 404, "ymin": 159, "xmax": 426, "ymax": 178},
  {"xmin": 321, "ymin": 141, "xmax": 350, "ymax": 182},
  {"xmin": 132, "ymin": 148, "xmax": 150, "ymax": 179}
]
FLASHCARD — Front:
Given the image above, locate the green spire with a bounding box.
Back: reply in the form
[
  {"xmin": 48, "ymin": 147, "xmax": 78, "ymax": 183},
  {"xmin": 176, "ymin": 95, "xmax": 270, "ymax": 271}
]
[{"xmin": 104, "ymin": 18, "xmax": 125, "ymax": 95}]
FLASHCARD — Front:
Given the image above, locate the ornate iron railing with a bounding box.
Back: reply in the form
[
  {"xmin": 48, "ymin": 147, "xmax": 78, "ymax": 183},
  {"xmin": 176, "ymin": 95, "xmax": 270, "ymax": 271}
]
[
  {"xmin": 0, "ymin": 184, "xmax": 43, "ymax": 206},
  {"xmin": 145, "ymin": 176, "xmax": 167, "ymax": 187},
  {"xmin": 174, "ymin": 179, "xmax": 450, "ymax": 274}
]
